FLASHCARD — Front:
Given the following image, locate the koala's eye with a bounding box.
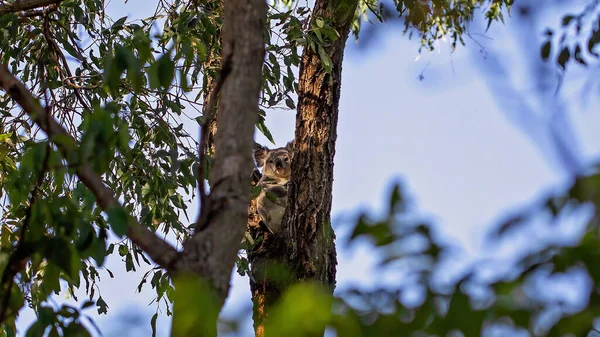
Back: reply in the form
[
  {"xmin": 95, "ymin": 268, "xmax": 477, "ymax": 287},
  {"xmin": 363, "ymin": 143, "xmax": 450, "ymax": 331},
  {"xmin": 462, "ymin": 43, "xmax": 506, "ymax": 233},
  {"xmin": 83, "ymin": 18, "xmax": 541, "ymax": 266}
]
[
  {"xmin": 268, "ymin": 160, "xmax": 273, "ymax": 164},
  {"xmin": 284, "ymin": 157, "xmax": 289, "ymax": 162}
]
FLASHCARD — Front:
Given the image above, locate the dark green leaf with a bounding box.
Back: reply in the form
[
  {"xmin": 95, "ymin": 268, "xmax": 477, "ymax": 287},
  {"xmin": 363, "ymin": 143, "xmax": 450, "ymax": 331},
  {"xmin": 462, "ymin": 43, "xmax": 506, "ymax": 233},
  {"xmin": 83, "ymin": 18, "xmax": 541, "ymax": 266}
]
[
  {"xmin": 156, "ymin": 54, "xmax": 175, "ymax": 89},
  {"xmin": 285, "ymin": 97, "xmax": 295, "ymax": 109},
  {"xmin": 541, "ymin": 41, "xmax": 551, "ymax": 60},
  {"xmin": 561, "ymin": 15, "xmax": 575, "ymax": 27},
  {"xmin": 24, "ymin": 321, "xmax": 44, "ymax": 337},
  {"xmin": 126, "ymin": 252, "xmax": 135, "ymax": 272},
  {"xmin": 574, "ymin": 44, "xmax": 587, "ymax": 65},
  {"xmin": 106, "ymin": 205, "xmax": 129, "ymax": 238},
  {"xmin": 151, "ymin": 313, "xmax": 158, "ymax": 337},
  {"xmin": 112, "ymin": 16, "xmax": 128, "ymax": 31},
  {"xmin": 557, "ymin": 46, "xmax": 570, "ymax": 69},
  {"xmin": 96, "ymin": 296, "xmax": 108, "ymax": 315},
  {"xmin": 45, "ymin": 238, "xmax": 76, "ymax": 278}
]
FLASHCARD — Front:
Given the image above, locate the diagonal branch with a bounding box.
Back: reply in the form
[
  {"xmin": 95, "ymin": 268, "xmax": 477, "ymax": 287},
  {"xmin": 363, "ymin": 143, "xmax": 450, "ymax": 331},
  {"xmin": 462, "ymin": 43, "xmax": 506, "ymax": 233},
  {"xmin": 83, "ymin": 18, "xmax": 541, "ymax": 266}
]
[
  {"xmin": 0, "ymin": 64, "xmax": 179, "ymax": 271},
  {"xmin": 0, "ymin": 0, "xmax": 63, "ymax": 15}
]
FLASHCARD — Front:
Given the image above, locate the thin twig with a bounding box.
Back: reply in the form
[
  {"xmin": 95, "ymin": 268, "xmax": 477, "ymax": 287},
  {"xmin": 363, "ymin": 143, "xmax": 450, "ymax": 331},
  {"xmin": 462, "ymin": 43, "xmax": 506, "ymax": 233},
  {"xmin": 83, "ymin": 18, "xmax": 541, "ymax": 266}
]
[{"xmin": 43, "ymin": 16, "xmax": 92, "ymax": 112}]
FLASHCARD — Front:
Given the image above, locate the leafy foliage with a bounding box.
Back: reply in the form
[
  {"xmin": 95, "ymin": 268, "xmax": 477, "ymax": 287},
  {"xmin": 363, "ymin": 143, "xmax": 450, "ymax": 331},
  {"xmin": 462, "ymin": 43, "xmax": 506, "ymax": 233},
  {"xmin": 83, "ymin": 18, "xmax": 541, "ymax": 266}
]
[
  {"xmin": 0, "ymin": 0, "xmax": 519, "ymax": 336},
  {"xmin": 541, "ymin": 1, "xmax": 600, "ymax": 69},
  {"xmin": 353, "ymin": 0, "xmax": 513, "ymax": 51},
  {"xmin": 245, "ymin": 169, "xmax": 600, "ymax": 337}
]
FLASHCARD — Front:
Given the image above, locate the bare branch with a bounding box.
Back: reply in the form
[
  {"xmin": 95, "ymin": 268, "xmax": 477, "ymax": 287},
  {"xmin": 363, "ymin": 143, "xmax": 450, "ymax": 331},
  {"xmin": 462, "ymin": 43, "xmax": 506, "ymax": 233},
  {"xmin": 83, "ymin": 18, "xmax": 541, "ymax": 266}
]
[
  {"xmin": 195, "ymin": 54, "xmax": 232, "ymax": 233},
  {"xmin": 0, "ymin": 64, "xmax": 179, "ymax": 271},
  {"xmin": 17, "ymin": 3, "xmax": 57, "ymax": 17},
  {"xmin": 0, "ymin": 0, "xmax": 63, "ymax": 15}
]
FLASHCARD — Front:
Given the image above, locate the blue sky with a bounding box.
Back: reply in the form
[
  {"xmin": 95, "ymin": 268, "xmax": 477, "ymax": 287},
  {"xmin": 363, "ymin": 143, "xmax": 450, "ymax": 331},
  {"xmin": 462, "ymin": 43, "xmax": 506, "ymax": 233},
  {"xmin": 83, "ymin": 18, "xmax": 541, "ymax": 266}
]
[{"xmin": 13, "ymin": 0, "xmax": 600, "ymax": 336}]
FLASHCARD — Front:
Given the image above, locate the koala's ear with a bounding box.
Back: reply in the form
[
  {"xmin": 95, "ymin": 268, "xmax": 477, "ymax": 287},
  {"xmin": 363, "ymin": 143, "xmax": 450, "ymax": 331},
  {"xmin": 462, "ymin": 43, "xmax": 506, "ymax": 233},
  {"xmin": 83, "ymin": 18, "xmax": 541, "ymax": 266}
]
[
  {"xmin": 253, "ymin": 144, "xmax": 269, "ymax": 167},
  {"xmin": 285, "ymin": 140, "xmax": 295, "ymax": 153}
]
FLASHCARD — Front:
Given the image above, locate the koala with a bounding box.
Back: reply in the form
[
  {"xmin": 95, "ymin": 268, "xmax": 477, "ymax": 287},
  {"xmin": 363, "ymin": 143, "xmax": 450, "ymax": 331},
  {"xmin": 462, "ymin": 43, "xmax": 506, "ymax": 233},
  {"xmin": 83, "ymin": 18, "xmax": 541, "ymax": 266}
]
[{"xmin": 253, "ymin": 141, "xmax": 294, "ymax": 234}]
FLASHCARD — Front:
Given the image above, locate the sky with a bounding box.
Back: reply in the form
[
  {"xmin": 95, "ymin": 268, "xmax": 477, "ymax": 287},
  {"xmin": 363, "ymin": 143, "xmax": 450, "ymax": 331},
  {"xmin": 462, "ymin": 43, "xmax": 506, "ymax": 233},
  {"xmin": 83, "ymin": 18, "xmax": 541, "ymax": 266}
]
[{"xmin": 11, "ymin": 0, "xmax": 600, "ymax": 336}]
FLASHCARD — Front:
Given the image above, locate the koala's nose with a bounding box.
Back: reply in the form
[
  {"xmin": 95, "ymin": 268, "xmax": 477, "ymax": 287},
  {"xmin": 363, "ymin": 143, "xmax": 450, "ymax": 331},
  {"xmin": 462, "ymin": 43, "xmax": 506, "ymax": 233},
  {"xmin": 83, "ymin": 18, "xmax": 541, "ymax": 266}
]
[{"xmin": 275, "ymin": 158, "xmax": 284, "ymax": 169}]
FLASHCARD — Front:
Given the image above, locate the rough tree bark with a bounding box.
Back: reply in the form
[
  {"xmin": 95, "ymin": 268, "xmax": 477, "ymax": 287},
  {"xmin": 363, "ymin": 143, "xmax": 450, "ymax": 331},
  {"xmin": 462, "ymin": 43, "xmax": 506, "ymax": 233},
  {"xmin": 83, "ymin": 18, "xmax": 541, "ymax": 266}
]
[{"xmin": 247, "ymin": 0, "xmax": 359, "ymax": 335}]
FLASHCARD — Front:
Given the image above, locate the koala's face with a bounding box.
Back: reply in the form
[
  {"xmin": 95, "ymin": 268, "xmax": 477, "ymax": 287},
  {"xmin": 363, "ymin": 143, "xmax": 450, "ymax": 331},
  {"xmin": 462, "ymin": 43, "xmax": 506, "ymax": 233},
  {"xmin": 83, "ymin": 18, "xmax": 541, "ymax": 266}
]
[
  {"xmin": 254, "ymin": 141, "xmax": 294, "ymax": 180},
  {"xmin": 263, "ymin": 149, "xmax": 291, "ymax": 178}
]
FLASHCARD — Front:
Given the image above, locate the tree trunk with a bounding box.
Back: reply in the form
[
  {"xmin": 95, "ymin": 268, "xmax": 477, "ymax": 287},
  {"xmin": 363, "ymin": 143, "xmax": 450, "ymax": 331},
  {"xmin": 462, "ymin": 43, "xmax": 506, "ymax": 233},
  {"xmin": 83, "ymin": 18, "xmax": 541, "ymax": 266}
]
[{"xmin": 248, "ymin": 0, "xmax": 358, "ymax": 335}]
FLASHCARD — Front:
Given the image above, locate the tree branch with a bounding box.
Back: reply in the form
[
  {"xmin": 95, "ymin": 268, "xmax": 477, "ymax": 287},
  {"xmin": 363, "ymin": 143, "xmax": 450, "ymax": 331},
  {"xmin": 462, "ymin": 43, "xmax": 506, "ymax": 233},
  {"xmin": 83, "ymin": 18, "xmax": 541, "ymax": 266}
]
[
  {"xmin": 0, "ymin": 0, "xmax": 63, "ymax": 15},
  {"xmin": 195, "ymin": 53, "xmax": 232, "ymax": 233},
  {"xmin": 0, "ymin": 64, "xmax": 179, "ymax": 271},
  {"xmin": 175, "ymin": 0, "xmax": 267, "ymax": 303}
]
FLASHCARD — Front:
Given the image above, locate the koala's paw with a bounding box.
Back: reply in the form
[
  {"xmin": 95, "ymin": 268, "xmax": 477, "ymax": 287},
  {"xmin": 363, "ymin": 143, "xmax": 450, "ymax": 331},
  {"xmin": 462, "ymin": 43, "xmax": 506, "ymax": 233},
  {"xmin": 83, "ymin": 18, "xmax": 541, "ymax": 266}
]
[
  {"xmin": 258, "ymin": 220, "xmax": 274, "ymax": 234},
  {"xmin": 270, "ymin": 185, "xmax": 288, "ymax": 198}
]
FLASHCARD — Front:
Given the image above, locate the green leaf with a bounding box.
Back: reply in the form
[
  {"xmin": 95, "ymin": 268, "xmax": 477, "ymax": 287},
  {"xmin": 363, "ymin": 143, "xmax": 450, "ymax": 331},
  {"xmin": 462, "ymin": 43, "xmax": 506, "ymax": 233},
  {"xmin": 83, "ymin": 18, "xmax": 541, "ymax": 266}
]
[
  {"xmin": 133, "ymin": 29, "xmax": 152, "ymax": 63},
  {"xmin": 285, "ymin": 97, "xmax": 295, "ymax": 109},
  {"xmin": 180, "ymin": 69, "xmax": 190, "ymax": 92},
  {"xmin": 561, "ymin": 14, "xmax": 575, "ymax": 27},
  {"xmin": 125, "ymin": 252, "xmax": 135, "ymax": 272},
  {"xmin": 41, "ymin": 264, "xmax": 61, "ymax": 295},
  {"xmin": 48, "ymin": 327, "xmax": 59, "ymax": 337},
  {"xmin": 445, "ymin": 289, "xmax": 484, "ymax": 336},
  {"xmin": 114, "ymin": 44, "xmax": 133, "ymax": 72},
  {"xmin": 151, "ymin": 313, "xmax": 158, "ymax": 337},
  {"xmin": 170, "ymin": 194, "xmax": 186, "ymax": 209},
  {"xmin": 388, "ymin": 183, "xmax": 403, "ymax": 214},
  {"xmin": 349, "ymin": 215, "xmax": 394, "ymax": 246},
  {"xmin": 24, "ymin": 321, "xmax": 44, "ymax": 337},
  {"xmin": 112, "ymin": 16, "xmax": 128, "ymax": 31},
  {"xmin": 96, "ymin": 297, "xmax": 108, "ymax": 315},
  {"xmin": 171, "ymin": 274, "xmax": 219, "ymax": 337},
  {"xmin": 265, "ymin": 283, "xmax": 333, "ymax": 336},
  {"xmin": 317, "ymin": 45, "xmax": 333, "ymax": 73},
  {"xmin": 315, "ymin": 18, "xmax": 325, "ymax": 28},
  {"xmin": 557, "ymin": 46, "xmax": 570, "ymax": 69},
  {"xmin": 118, "ymin": 244, "xmax": 128, "ymax": 257},
  {"xmin": 82, "ymin": 300, "xmax": 95, "ymax": 309},
  {"xmin": 45, "ymin": 238, "xmax": 76, "ymax": 279},
  {"xmin": 90, "ymin": 235, "xmax": 107, "ymax": 267},
  {"xmin": 75, "ymin": 224, "xmax": 94, "ymax": 252},
  {"xmin": 541, "ymin": 41, "xmax": 551, "ymax": 60},
  {"xmin": 106, "ymin": 205, "xmax": 129, "ymax": 238},
  {"xmin": 256, "ymin": 119, "xmax": 276, "ymax": 145},
  {"xmin": 151, "ymin": 271, "xmax": 163, "ymax": 289},
  {"xmin": 251, "ymin": 185, "xmax": 262, "ymax": 199},
  {"xmin": 150, "ymin": 54, "xmax": 175, "ymax": 89}
]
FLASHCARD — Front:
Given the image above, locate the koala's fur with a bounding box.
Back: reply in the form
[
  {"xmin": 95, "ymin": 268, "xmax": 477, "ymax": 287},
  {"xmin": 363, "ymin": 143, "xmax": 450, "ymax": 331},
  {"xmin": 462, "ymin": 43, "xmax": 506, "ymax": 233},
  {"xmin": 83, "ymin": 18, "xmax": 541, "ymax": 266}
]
[{"xmin": 253, "ymin": 141, "xmax": 294, "ymax": 234}]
